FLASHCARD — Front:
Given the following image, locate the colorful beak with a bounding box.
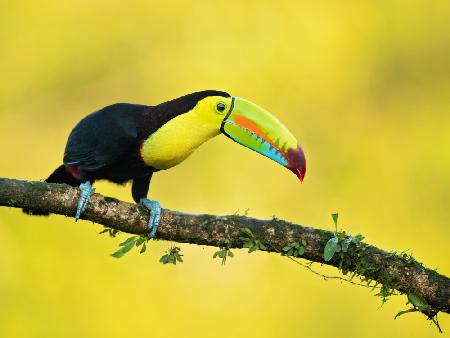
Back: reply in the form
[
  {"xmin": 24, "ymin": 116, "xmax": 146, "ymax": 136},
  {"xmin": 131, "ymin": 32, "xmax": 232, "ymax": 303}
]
[{"xmin": 221, "ymin": 97, "xmax": 306, "ymax": 181}]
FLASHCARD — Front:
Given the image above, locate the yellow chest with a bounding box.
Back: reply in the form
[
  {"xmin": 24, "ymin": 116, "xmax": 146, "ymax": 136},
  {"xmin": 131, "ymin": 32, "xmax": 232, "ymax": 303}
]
[{"xmin": 140, "ymin": 111, "xmax": 220, "ymax": 170}]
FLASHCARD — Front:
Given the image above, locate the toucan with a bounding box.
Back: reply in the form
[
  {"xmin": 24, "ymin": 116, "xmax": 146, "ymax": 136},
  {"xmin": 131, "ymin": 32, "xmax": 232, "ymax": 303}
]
[{"xmin": 25, "ymin": 90, "xmax": 306, "ymax": 237}]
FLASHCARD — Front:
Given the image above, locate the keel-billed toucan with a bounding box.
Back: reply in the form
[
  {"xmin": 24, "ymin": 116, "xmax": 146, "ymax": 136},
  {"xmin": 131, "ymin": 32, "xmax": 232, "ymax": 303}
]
[{"xmin": 27, "ymin": 90, "xmax": 306, "ymax": 237}]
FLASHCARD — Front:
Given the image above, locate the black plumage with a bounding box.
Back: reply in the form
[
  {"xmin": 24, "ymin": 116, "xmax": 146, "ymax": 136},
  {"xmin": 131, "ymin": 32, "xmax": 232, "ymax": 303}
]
[{"xmin": 44, "ymin": 90, "xmax": 230, "ymax": 204}]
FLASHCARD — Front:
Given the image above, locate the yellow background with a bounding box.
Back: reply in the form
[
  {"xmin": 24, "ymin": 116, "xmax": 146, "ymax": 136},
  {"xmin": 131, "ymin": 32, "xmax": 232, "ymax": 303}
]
[{"xmin": 0, "ymin": 1, "xmax": 449, "ymax": 337}]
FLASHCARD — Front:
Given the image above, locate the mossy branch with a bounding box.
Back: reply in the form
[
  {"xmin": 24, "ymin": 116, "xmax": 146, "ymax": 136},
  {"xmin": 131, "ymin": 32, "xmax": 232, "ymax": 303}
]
[{"xmin": 1, "ymin": 177, "xmax": 449, "ymax": 316}]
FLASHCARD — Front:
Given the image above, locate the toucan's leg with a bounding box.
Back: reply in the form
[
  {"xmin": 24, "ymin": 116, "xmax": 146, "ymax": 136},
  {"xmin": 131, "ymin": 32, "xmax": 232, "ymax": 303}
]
[
  {"xmin": 75, "ymin": 181, "xmax": 95, "ymax": 220},
  {"xmin": 132, "ymin": 173, "xmax": 160, "ymax": 238}
]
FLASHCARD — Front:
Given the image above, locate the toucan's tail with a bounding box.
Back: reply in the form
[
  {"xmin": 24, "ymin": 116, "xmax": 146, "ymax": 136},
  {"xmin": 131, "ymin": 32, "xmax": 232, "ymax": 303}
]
[
  {"xmin": 23, "ymin": 165, "xmax": 80, "ymax": 216},
  {"xmin": 45, "ymin": 165, "xmax": 80, "ymax": 187}
]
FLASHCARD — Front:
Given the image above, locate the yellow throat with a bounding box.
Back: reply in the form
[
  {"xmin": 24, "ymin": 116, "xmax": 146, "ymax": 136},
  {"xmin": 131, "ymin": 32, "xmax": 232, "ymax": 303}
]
[{"xmin": 140, "ymin": 97, "xmax": 223, "ymax": 170}]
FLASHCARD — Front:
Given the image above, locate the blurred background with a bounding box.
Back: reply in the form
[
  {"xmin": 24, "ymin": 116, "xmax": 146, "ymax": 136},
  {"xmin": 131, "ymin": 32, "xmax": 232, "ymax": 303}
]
[{"xmin": 0, "ymin": 0, "xmax": 449, "ymax": 337}]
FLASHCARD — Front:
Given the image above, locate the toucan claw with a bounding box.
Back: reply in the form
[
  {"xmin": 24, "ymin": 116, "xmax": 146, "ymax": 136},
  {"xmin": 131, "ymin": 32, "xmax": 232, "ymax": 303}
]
[
  {"xmin": 140, "ymin": 198, "xmax": 161, "ymax": 238},
  {"xmin": 75, "ymin": 181, "xmax": 95, "ymax": 220}
]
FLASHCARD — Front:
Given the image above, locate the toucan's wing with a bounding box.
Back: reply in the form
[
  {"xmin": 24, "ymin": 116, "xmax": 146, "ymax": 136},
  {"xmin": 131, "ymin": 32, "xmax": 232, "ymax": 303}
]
[{"xmin": 63, "ymin": 103, "xmax": 146, "ymax": 171}]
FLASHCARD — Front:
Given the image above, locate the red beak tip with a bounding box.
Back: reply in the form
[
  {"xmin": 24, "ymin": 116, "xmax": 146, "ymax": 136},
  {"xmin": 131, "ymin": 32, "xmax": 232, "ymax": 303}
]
[
  {"xmin": 293, "ymin": 168, "xmax": 306, "ymax": 182},
  {"xmin": 286, "ymin": 146, "xmax": 306, "ymax": 183}
]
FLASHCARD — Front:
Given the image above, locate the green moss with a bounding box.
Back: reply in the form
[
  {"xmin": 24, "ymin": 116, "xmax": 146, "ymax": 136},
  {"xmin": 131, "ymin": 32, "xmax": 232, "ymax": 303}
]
[{"xmin": 331, "ymin": 237, "xmax": 441, "ymax": 331}]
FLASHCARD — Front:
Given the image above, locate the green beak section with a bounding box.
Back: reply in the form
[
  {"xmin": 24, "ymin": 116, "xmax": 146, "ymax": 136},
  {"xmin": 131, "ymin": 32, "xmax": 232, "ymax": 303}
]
[{"xmin": 221, "ymin": 97, "xmax": 306, "ymax": 181}]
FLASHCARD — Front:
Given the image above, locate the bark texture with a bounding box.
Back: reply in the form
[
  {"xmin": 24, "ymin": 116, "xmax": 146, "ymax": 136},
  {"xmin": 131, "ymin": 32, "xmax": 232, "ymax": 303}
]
[{"xmin": 0, "ymin": 177, "xmax": 449, "ymax": 314}]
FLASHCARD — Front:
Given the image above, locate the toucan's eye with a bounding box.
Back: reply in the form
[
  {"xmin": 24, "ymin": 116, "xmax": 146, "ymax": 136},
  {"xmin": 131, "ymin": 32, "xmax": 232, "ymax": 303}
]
[{"xmin": 216, "ymin": 102, "xmax": 226, "ymax": 113}]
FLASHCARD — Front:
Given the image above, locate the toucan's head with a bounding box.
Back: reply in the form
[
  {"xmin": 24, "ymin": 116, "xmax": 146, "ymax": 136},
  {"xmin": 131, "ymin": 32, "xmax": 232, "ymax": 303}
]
[{"xmin": 187, "ymin": 90, "xmax": 306, "ymax": 181}]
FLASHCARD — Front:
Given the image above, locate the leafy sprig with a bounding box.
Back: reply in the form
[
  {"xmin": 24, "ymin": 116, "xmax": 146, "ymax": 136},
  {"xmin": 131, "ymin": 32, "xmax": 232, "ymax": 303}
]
[
  {"xmin": 240, "ymin": 228, "xmax": 266, "ymax": 253},
  {"xmin": 323, "ymin": 213, "xmax": 364, "ymax": 264},
  {"xmin": 395, "ymin": 292, "xmax": 442, "ymax": 333},
  {"xmin": 99, "ymin": 227, "xmax": 120, "ymax": 238},
  {"xmin": 110, "ymin": 236, "xmax": 147, "ymax": 258},
  {"xmin": 282, "ymin": 241, "xmax": 305, "ymax": 257},
  {"xmin": 213, "ymin": 239, "xmax": 234, "ymax": 265},
  {"xmin": 160, "ymin": 246, "xmax": 183, "ymax": 265}
]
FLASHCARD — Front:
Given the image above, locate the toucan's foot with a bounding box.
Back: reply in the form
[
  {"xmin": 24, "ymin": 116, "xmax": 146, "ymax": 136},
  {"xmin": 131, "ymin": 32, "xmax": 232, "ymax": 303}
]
[
  {"xmin": 75, "ymin": 181, "xmax": 95, "ymax": 220},
  {"xmin": 140, "ymin": 198, "xmax": 161, "ymax": 238}
]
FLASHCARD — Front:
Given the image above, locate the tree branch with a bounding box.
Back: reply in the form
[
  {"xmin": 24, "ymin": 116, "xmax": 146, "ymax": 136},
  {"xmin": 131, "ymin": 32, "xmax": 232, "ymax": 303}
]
[{"xmin": 1, "ymin": 177, "xmax": 449, "ymax": 315}]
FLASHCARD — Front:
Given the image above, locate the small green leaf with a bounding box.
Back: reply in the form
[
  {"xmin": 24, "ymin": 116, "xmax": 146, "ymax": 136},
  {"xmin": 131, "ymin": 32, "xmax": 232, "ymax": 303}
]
[
  {"xmin": 342, "ymin": 237, "xmax": 352, "ymax": 252},
  {"xmin": 287, "ymin": 248, "xmax": 294, "ymax": 256},
  {"xmin": 394, "ymin": 308, "xmax": 418, "ymax": 320},
  {"xmin": 331, "ymin": 213, "xmax": 339, "ymax": 227},
  {"xmin": 111, "ymin": 239, "xmax": 136, "ymax": 258},
  {"xmin": 176, "ymin": 255, "xmax": 183, "ymax": 263},
  {"xmin": 244, "ymin": 228, "xmax": 253, "ymax": 236},
  {"xmin": 213, "ymin": 251, "xmax": 219, "ymax": 258},
  {"xmin": 140, "ymin": 242, "xmax": 147, "ymax": 254},
  {"xmin": 282, "ymin": 246, "xmax": 291, "ymax": 252},
  {"xmin": 120, "ymin": 239, "xmax": 136, "ymax": 250},
  {"xmin": 259, "ymin": 243, "xmax": 267, "ymax": 250},
  {"xmin": 352, "ymin": 234, "xmax": 365, "ymax": 243},
  {"xmin": 119, "ymin": 236, "xmax": 138, "ymax": 247},
  {"xmin": 227, "ymin": 251, "xmax": 234, "ymax": 257},
  {"xmin": 324, "ymin": 237, "xmax": 339, "ymax": 261},
  {"xmin": 407, "ymin": 292, "xmax": 430, "ymax": 311},
  {"xmin": 135, "ymin": 237, "xmax": 146, "ymax": 247},
  {"xmin": 110, "ymin": 250, "xmax": 126, "ymax": 259},
  {"xmin": 297, "ymin": 246, "xmax": 305, "ymax": 256}
]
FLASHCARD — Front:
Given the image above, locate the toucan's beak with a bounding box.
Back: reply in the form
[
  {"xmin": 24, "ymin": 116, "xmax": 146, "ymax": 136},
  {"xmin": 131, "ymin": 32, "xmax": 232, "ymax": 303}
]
[{"xmin": 221, "ymin": 97, "xmax": 306, "ymax": 181}]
